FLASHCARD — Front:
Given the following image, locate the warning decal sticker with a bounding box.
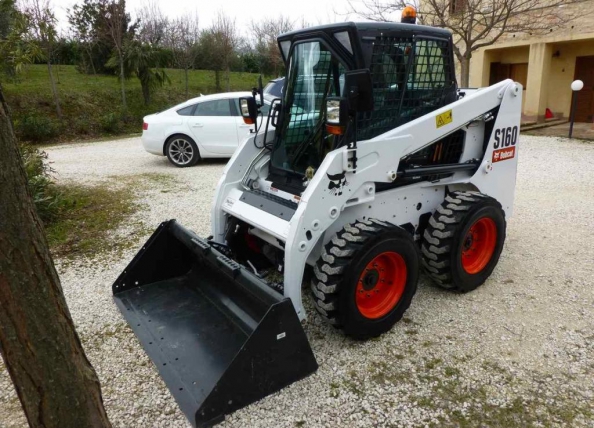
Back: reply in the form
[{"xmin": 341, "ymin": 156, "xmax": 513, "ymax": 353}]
[{"xmin": 436, "ymin": 109, "xmax": 453, "ymax": 128}]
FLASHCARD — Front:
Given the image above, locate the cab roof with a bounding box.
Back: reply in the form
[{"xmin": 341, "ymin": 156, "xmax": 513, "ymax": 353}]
[{"xmin": 278, "ymin": 21, "xmax": 452, "ymax": 41}]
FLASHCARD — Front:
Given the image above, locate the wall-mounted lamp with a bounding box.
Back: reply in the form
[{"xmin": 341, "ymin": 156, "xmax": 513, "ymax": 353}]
[{"xmin": 552, "ymin": 50, "xmax": 561, "ymax": 58}]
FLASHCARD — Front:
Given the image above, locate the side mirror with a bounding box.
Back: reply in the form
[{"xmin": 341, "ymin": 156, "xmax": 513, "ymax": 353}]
[
  {"xmin": 271, "ymin": 101, "xmax": 281, "ymax": 128},
  {"xmin": 344, "ymin": 69, "xmax": 374, "ymax": 112},
  {"xmin": 251, "ymin": 75, "xmax": 264, "ymax": 107},
  {"xmin": 325, "ymin": 97, "xmax": 349, "ymax": 135},
  {"xmin": 239, "ymin": 97, "xmax": 258, "ymax": 125},
  {"xmin": 258, "ymin": 75, "xmax": 264, "ymax": 107}
]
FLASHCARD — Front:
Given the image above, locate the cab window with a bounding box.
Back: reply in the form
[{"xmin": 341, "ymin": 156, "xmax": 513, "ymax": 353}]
[
  {"xmin": 357, "ymin": 37, "xmax": 454, "ymax": 141},
  {"xmin": 408, "ymin": 40, "xmax": 447, "ymax": 89}
]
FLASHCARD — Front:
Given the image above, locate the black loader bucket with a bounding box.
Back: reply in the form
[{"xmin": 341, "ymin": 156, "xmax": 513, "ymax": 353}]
[{"xmin": 112, "ymin": 220, "xmax": 318, "ymax": 427}]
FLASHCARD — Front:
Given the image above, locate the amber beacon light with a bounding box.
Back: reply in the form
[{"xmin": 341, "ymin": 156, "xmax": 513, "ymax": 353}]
[{"xmin": 401, "ymin": 6, "xmax": 417, "ymax": 24}]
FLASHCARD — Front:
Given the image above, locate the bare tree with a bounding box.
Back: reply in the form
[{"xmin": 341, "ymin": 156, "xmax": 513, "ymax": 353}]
[
  {"xmin": 166, "ymin": 12, "xmax": 199, "ymax": 97},
  {"xmin": 0, "ymin": 85, "xmax": 112, "ymax": 428},
  {"xmin": 348, "ymin": 0, "xmax": 582, "ymax": 86},
  {"xmin": 136, "ymin": 0, "xmax": 167, "ymax": 45},
  {"xmin": 211, "ymin": 11, "xmax": 238, "ymax": 92},
  {"xmin": 251, "ymin": 15, "xmax": 294, "ymax": 76},
  {"xmin": 21, "ymin": 0, "xmax": 62, "ymax": 117},
  {"xmin": 102, "ymin": 0, "xmax": 135, "ymax": 114},
  {"xmin": 68, "ymin": 0, "xmax": 100, "ymax": 77}
]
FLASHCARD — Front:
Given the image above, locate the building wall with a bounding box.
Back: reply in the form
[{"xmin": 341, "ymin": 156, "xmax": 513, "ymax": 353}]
[
  {"xmin": 546, "ymin": 40, "xmax": 594, "ymax": 118},
  {"xmin": 495, "ymin": 1, "xmax": 594, "ymax": 44},
  {"xmin": 467, "ymin": 1, "xmax": 594, "ymax": 122}
]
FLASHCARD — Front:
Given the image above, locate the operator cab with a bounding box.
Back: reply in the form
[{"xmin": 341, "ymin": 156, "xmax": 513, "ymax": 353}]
[{"xmin": 243, "ymin": 16, "xmax": 458, "ymax": 195}]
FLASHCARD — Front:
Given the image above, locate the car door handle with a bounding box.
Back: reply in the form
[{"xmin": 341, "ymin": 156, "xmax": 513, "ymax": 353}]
[{"xmin": 191, "ymin": 123, "xmax": 203, "ymax": 128}]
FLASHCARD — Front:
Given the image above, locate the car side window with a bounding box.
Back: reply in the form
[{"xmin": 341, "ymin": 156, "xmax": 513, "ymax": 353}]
[
  {"xmin": 195, "ymin": 99, "xmax": 231, "ymax": 117},
  {"xmin": 177, "ymin": 105, "xmax": 196, "ymax": 116}
]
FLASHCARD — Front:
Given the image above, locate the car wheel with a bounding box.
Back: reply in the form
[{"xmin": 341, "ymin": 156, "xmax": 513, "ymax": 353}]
[{"xmin": 165, "ymin": 136, "xmax": 200, "ymax": 167}]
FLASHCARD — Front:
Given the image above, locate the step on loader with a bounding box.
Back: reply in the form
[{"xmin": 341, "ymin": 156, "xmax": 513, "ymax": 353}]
[{"xmin": 113, "ymin": 7, "xmax": 522, "ymax": 427}]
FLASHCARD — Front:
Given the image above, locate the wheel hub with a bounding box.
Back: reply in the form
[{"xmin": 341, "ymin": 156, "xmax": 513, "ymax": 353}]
[
  {"xmin": 356, "ymin": 252, "xmax": 407, "ymax": 319},
  {"xmin": 170, "ymin": 139, "xmax": 194, "ymax": 165},
  {"xmin": 463, "ymin": 234, "xmax": 474, "ymax": 250},
  {"xmin": 361, "ymin": 269, "xmax": 379, "ymax": 290},
  {"xmin": 461, "ymin": 217, "xmax": 497, "ymax": 274}
]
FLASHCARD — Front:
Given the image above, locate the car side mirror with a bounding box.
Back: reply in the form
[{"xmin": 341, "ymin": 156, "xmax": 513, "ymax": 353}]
[
  {"xmin": 239, "ymin": 97, "xmax": 258, "ymax": 125},
  {"xmin": 344, "ymin": 69, "xmax": 374, "ymax": 112},
  {"xmin": 325, "ymin": 97, "xmax": 349, "ymax": 135}
]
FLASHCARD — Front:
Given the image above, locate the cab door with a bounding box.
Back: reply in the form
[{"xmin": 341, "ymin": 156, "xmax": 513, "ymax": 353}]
[{"xmin": 186, "ymin": 99, "xmax": 239, "ymax": 155}]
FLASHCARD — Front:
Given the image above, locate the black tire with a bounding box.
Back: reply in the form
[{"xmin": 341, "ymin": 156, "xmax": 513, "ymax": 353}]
[
  {"xmin": 421, "ymin": 191, "xmax": 506, "ymax": 292},
  {"xmin": 165, "ymin": 135, "xmax": 200, "ymax": 167},
  {"xmin": 311, "ymin": 219, "xmax": 419, "ymax": 340}
]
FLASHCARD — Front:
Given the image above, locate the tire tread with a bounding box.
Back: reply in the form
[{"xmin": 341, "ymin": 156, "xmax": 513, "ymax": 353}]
[
  {"xmin": 421, "ymin": 190, "xmax": 504, "ymax": 291},
  {"xmin": 311, "ymin": 219, "xmax": 394, "ymax": 329}
]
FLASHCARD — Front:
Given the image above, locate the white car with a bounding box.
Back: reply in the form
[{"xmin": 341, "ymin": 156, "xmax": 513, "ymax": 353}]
[{"xmin": 142, "ymin": 92, "xmax": 272, "ymax": 167}]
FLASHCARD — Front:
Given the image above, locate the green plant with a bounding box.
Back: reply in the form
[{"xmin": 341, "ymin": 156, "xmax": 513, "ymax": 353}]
[
  {"xmin": 99, "ymin": 112, "xmax": 121, "ymax": 134},
  {"xmin": 19, "ymin": 144, "xmax": 62, "ymax": 222},
  {"xmin": 0, "ymin": 10, "xmax": 43, "ymax": 78},
  {"xmin": 4, "ymin": 64, "xmax": 265, "ymax": 144},
  {"xmin": 107, "ymin": 41, "xmax": 171, "ymax": 105},
  {"xmin": 73, "ymin": 116, "xmax": 94, "ymax": 135},
  {"xmin": 44, "ymin": 183, "xmax": 139, "ymax": 258},
  {"xmin": 15, "ymin": 113, "xmax": 59, "ymax": 142}
]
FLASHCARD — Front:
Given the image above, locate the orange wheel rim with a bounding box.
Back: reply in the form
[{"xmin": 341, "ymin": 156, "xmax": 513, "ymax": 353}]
[
  {"xmin": 356, "ymin": 251, "xmax": 407, "ymax": 319},
  {"xmin": 461, "ymin": 217, "xmax": 497, "ymax": 274}
]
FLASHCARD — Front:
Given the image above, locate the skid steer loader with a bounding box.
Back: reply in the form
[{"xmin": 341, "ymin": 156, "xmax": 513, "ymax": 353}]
[{"xmin": 113, "ymin": 8, "xmax": 521, "ymax": 427}]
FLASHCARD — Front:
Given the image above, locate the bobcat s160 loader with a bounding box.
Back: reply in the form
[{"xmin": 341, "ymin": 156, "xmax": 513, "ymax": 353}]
[{"xmin": 112, "ymin": 7, "xmax": 522, "ymax": 427}]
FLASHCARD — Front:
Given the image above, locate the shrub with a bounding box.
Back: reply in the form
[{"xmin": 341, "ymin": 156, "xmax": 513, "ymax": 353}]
[
  {"xmin": 99, "ymin": 112, "xmax": 121, "ymax": 134},
  {"xmin": 20, "ymin": 144, "xmax": 65, "ymax": 223},
  {"xmin": 15, "ymin": 114, "xmax": 59, "ymax": 143},
  {"xmin": 73, "ymin": 116, "xmax": 94, "ymax": 135}
]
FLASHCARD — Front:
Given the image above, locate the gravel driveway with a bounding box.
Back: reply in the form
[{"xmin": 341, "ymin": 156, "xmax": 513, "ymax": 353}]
[{"xmin": 1, "ymin": 135, "xmax": 593, "ymax": 427}]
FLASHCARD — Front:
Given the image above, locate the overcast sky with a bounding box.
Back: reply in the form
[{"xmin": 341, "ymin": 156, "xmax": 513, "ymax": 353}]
[{"xmin": 50, "ymin": 0, "xmax": 402, "ymax": 35}]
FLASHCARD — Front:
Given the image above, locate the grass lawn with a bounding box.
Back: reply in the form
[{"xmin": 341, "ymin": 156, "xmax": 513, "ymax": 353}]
[
  {"xmin": 45, "ymin": 183, "xmax": 140, "ymax": 259},
  {"xmin": 3, "ymin": 65, "xmax": 265, "ymax": 144}
]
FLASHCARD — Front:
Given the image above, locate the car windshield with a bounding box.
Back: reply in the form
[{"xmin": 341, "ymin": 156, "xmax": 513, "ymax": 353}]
[{"xmin": 270, "ymin": 41, "xmax": 345, "ymax": 175}]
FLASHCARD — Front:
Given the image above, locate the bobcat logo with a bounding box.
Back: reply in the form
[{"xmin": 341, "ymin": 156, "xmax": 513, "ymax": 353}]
[{"xmin": 327, "ymin": 172, "xmax": 348, "ymax": 196}]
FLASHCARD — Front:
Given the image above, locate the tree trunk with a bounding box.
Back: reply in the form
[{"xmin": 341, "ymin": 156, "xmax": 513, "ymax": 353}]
[
  {"xmin": 215, "ymin": 69, "xmax": 221, "ymax": 92},
  {"xmin": 226, "ymin": 65, "xmax": 230, "ymax": 92},
  {"xmin": 0, "ymin": 85, "xmax": 112, "ymax": 428},
  {"xmin": 46, "ymin": 60, "xmax": 62, "ymax": 119},
  {"xmin": 87, "ymin": 46, "xmax": 97, "ymax": 78},
  {"xmin": 119, "ymin": 53, "xmax": 127, "ymax": 116},
  {"xmin": 459, "ymin": 55, "xmax": 471, "ymax": 88},
  {"xmin": 142, "ymin": 81, "xmax": 150, "ymax": 105},
  {"xmin": 184, "ymin": 67, "xmax": 189, "ymax": 98}
]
